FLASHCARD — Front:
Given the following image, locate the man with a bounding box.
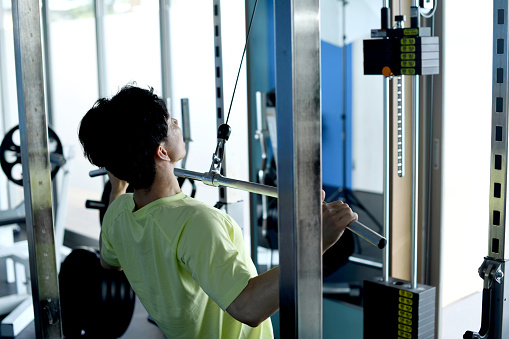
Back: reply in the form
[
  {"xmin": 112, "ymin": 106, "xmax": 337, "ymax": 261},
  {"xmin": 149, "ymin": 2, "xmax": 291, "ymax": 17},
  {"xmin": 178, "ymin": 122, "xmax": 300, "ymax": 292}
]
[{"xmin": 78, "ymin": 85, "xmax": 358, "ymax": 338}]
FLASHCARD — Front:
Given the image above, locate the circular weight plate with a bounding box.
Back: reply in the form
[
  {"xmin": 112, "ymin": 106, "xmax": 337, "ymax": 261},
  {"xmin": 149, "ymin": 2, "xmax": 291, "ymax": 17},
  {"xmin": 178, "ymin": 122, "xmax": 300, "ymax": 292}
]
[
  {"xmin": 0, "ymin": 125, "xmax": 64, "ymax": 186},
  {"xmin": 59, "ymin": 247, "xmax": 135, "ymax": 338}
]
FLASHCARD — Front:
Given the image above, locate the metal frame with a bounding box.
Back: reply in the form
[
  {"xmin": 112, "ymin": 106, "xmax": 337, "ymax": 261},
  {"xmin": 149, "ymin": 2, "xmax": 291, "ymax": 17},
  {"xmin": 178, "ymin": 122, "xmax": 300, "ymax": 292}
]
[
  {"xmin": 410, "ymin": 75, "xmax": 420, "ymax": 289},
  {"xmin": 11, "ymin": 0, "xmax": 62, "ymax": 337},
  {"xmin": 466, "ymin": 1, "xmax": 509, "ymax": 337},
  {"xmin": 275, "ymin": 0, "xmax": 322, "ymax": 336},
  {"xmin": 383, "ymin": 77, "xmax": 391, "ymax": 281},
  {"xmin": 160, "ymin": 0, "xmax": 172, "ymax": 106},
  {"xmin": 0, "ymin": 2, "xmax": 13, "ymax": 211},
  {"xmin": 491, "ymin": 1, "xmax": 509, "ymax": 263},
  {"xmin": 94, "ymin": 0, "xmax": 108, "ymax": 98},
  {"xmin": 212, "ymin": 0, "xmax": 229, "ymax": 205}
]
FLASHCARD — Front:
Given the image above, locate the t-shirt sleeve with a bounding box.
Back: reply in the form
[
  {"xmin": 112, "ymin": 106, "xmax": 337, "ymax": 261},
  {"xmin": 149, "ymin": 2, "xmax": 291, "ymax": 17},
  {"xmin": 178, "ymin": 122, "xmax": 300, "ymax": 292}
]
[
  {"xmin": 100, "ymin": 196, "xmax": 127, "ymax": 267},
  {"xmin": 101, "ymin": 230, "xmax": 121, "ymax": 267},
  {"xmin": 177, "ymin": 209, "xmax": 254, "ymax": 311}
]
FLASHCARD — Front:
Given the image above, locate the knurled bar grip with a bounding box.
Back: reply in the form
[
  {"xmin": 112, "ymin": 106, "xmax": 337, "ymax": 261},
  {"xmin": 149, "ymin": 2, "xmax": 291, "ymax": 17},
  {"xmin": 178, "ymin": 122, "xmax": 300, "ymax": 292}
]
[{"xmin": 90, "ymin": 167, "xmax": 387, "ymax": 249}]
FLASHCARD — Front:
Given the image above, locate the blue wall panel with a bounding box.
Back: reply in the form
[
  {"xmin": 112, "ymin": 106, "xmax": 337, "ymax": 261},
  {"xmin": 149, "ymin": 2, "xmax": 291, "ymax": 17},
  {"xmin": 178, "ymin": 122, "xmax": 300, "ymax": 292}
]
[{"xmin": 321, "ymin": 40, "xmax": 352, "ymax": 189}]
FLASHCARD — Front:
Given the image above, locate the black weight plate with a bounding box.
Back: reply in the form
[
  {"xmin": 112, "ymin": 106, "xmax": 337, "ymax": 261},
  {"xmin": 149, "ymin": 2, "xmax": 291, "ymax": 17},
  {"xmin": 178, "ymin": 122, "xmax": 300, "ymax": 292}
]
[
  {"xmin": 59, "ymin": 247, "xmax": 135, "ymax": 338},
  {"xmin": 0, "ymin": 125, "xmax": 64, "ymax": 186}
]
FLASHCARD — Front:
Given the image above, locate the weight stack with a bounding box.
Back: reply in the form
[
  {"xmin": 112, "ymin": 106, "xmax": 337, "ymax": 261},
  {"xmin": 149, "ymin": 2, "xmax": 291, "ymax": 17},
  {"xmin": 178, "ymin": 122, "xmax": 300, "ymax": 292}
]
[{"xmin": 363, "ymin": 277, "xmax": 436, "ymax": 339}]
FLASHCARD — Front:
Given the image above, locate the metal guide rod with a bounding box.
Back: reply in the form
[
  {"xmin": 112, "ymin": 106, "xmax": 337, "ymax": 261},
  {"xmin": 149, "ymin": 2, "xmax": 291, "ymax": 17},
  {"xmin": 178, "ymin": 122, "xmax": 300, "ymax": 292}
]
[
  {"xmin": 411, "ymin": 75, "xmax": 420, "ymax": 289},
  {"xmin": 383, "ymin": 77, "xmax": 390, "ymax": 281},
  {"xmin": 12, "ymin": 0, "xmax": 62, "ymax": 337},
  {"xmin": 90, "ymin": 167, "xmax": 387, "ymax": 248}
]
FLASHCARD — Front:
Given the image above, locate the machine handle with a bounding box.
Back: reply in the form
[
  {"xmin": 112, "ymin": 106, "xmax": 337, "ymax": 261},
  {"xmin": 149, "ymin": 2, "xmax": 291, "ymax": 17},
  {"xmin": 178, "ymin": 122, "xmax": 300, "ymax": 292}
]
[{"xmin": 348, "ymin": 220, "xmax": 386, "ymax": 249}]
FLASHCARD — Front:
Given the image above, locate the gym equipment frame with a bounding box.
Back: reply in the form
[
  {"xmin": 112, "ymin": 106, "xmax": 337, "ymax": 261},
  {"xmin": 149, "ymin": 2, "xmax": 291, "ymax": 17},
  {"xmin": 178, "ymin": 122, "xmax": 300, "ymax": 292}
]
[
  {"xmin": 465, "ymin": 1, "xmax": 509, "ymax": 338},
  {"xmin": 362, "ymin": 1, "xmax": 438, "ymax": 338},
  {"xmin": 11, "ymin": 0, "xmax": 63, "ymax": 337}
]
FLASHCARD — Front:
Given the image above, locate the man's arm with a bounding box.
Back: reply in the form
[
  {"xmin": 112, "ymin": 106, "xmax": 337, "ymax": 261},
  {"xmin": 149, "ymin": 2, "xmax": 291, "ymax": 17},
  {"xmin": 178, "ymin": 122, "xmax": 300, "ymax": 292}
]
[
  {"xmin": 226, "ymin": 197, "xmax": 358, "ymax": 327},
  {"xmin": 226, "ymin": 267, "xmax": 279, "ymax": 327},
  {"xmin": 99, "ymin": 171, "xmax": 128, "ymax": 271},
  {"xmin": 99, "ymin": 235, "xmax": 122, "ymax": 271}
]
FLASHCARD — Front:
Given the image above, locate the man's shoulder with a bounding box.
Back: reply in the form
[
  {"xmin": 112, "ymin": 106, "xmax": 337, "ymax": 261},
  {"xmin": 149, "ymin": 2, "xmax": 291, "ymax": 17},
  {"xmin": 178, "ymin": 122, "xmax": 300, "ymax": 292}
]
[
  {"xmin": 103, "ymin": 194, "xmax": 133, "ymax": 224},
  {"xmin": 179, "ymin": 197, "xmax": 225, "ymax": 216}
]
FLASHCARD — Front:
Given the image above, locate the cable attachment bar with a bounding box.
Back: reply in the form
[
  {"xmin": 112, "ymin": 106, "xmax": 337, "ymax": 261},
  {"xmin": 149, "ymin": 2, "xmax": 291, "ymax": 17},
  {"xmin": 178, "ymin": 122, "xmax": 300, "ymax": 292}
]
[
  {"xmin": 211, "ymin": 124, "xmax": 231, "ymax": 172},
  {"xmin": 89, "ymin": 167, "xmax": 386, "ymax": 248}
]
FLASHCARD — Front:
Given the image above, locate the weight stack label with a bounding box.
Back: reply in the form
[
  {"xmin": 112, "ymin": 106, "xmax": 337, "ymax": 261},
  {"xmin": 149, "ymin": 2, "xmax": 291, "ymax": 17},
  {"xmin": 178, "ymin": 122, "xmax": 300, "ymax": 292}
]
[{"xmin": 363, "ymin": 278, "xmax": 436, "ymax": 339}]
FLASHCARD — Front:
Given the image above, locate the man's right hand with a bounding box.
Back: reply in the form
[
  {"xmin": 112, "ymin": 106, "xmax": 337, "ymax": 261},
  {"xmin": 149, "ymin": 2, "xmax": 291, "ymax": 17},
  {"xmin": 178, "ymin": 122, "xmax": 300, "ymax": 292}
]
[{"xmin": 322, "ymin": 194, "xmax": 358, "ymax": 254}]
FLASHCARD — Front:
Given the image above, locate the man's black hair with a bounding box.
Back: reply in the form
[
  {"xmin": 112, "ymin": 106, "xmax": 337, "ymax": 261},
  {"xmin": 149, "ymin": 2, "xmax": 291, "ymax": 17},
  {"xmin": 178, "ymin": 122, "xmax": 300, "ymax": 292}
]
[{"xmin": 78, "ymin": 85, "xmax": 169, "ymax": 189}]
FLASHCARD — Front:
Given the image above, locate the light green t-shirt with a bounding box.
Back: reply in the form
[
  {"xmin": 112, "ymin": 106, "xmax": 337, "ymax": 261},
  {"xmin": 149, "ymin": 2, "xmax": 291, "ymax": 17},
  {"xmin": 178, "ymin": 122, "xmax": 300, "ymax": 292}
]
[{"xmin": 101, "ymin": 192, "xmax": 273, "ymax": 339}]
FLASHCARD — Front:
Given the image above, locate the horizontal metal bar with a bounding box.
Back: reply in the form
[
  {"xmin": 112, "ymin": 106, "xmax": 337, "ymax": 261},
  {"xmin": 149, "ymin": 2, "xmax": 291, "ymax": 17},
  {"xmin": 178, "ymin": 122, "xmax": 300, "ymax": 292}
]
[
  {"xmin": 89, "ymin": 167, "xmax": 387, "ymax": 248},
  {"xmin": 348, "ymin": 255, "xmax": 383, "ymax": 269},
  {"xmin": 89, "ymin": 167, "xmax": 278, "ymax": 197},
  {"xmin": 174, "ymin": 168, "xmax": 278, "ymax": 197}
]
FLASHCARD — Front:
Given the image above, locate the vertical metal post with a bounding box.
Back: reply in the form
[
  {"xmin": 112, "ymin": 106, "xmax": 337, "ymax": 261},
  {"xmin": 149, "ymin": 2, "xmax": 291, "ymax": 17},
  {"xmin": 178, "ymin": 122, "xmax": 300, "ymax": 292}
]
[
  {"xmin": 341, "ymin": 0, "xmax": 348, "ymax": 191},
  {"xmin": 180, "ymin": 98, "xmax": 191, "ymax": 168},
  {"xmin": 159, "ymin": 0, "xmax": 172, "ymax": 104},
  {"xmin": 11, "ymin": 0, "xmax": 62, "ymax": 337},
  {"xmin": 383, "ymin": 77, "xmax": 390, "ymax": 282},
  {"xmin": 0, "ymin": 2, "xmax": 12, "ymax": 210},
  {"xmin": 487, "ymin": 5, "xmax": 509, "ymax": 333},
  {"xmin": 212, "ymin": 0, "xmax": 228, "ymax": 205},
  {"xmin": 40, "ymin": 0, "xmax": 59, "ymax": 216},
  {"xmin": 275, "ymin": 0, "xmax": 322, "ymax": 337},
  {"xmin": 94, "ymin": 0, "xmax": 108, "ymax": 98},
  {"xmin": 411, "ymin": 75, "xmax": 420, "ymax": 289},
  {"xmin": 0, "ymin": 3, "xmax": 7, "ymax": 133},
  {"xmin": 491, "ymin": 0, "xmax": 509, "ymax": 263},
  {"xmin": 40, "ymin": 0, "xmax": 53, "ymax": 125},
  {"xmin": 465, "ymin": 2, "xmax": 509, "ymax": 337}
]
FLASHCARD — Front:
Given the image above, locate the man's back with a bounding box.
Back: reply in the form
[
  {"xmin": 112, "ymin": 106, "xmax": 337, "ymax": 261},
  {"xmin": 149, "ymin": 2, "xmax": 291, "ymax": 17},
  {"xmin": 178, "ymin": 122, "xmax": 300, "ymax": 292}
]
[{"xmin": 100, "ymin": 192, "xmax": 274, "ymax": 338}]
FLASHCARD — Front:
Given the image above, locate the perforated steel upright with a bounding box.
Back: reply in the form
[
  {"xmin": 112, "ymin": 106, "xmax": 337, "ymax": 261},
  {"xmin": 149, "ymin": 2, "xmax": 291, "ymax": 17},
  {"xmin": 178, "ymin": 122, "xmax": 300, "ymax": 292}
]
[
  {"xmin": 212, "ymin": 1, "xmax": 228, "ymax": 205},
  {"xmin": 466, "ymin": 1, "xmax": 509, "ymax": 337}
]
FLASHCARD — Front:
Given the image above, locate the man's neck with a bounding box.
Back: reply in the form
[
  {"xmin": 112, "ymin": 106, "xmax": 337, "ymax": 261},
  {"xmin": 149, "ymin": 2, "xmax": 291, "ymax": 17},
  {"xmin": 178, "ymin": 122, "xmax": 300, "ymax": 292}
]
[{"xmin": 132, "ymin": 164, "xmax": 181, "ymax": 210}]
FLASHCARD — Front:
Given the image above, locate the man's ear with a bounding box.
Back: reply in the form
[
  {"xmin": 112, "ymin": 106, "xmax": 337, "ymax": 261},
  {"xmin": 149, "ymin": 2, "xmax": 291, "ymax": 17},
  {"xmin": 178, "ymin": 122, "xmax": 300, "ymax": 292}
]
[{"xmin": 156, "ymin": 145, "xmax": 170, "ymax": 161}]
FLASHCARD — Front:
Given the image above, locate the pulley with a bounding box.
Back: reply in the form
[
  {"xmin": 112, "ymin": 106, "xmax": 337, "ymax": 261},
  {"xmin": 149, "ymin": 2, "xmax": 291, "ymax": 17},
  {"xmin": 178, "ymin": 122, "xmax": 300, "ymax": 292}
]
[{"xmin": 0, "ymin": 124, "xmax": 65, "ymax": 186}]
